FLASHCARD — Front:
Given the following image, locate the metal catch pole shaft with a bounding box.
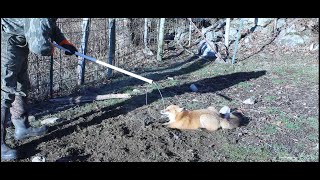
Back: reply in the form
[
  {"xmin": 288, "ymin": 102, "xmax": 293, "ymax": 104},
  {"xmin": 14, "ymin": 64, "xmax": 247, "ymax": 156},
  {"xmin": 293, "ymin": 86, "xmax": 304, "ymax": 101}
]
[{"xmin": 53, "ymin": 43, "xmax": 153, "ymax": 84}]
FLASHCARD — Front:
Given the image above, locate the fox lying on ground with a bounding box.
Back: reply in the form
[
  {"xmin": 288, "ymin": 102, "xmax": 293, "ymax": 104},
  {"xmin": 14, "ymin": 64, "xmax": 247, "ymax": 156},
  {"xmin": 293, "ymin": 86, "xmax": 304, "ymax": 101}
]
[{"xmin": 160, "ymin": 105, "xmax": 242, "ymax": 131}]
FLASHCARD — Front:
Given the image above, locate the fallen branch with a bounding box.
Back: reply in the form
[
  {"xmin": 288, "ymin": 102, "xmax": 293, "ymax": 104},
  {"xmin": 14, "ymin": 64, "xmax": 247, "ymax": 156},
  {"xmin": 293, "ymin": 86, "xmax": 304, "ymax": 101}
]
[{"xmin": 49, "ymin": 94, "xmax": 131, "ymax": 104}]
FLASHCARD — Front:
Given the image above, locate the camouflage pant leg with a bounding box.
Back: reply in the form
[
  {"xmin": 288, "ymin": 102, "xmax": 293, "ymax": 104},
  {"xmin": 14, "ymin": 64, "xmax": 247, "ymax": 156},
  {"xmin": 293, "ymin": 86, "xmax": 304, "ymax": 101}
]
[
  {"xmin": 1, "ymin": 33, "xmax": 30, "ymax": 114},
  {"xmin": 10, "ymin": 43, "xmax": 30, "ymax": 119}
]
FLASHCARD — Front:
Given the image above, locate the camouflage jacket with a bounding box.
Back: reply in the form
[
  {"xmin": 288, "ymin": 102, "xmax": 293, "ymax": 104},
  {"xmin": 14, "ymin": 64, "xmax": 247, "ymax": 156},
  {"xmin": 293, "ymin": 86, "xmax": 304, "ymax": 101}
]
[{"xmin": 1, "ymin": 18, "xmax": 66, "ymax": 56}]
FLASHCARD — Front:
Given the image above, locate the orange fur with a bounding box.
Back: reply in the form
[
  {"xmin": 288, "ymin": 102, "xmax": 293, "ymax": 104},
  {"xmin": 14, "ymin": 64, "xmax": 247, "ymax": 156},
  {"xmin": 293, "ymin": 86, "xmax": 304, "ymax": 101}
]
[{"xmin": 161, "ymin": 105, "xmax": 241, "ymax": 131}]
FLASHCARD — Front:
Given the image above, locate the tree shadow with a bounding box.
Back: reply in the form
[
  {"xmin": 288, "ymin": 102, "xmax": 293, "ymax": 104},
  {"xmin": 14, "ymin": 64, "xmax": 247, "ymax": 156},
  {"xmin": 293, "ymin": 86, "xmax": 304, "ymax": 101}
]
[
  {"xmin": 229, "ymin": 20, "xmax": 281, "ymax": 63},
  {"xmin": 142, "ymin": 54, "xmax": 200, "ymax": 74},
  {"xmin": 18, "ymin": 70, "xmax": 266, "ymax": 159},
  {"xmin": 162, "ymin": 49, "xmax": 185, "ymax": 60},
  {"xmin": 237, "ymin": 29, "xmax": 280, "ymax": 62}
]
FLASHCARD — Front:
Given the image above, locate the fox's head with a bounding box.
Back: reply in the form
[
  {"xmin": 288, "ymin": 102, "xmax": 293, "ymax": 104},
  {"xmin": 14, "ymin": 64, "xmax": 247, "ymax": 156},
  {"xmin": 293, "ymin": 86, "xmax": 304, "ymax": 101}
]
[{"xmin": 160, "ymin": 105, "xmax": 184, "ymax": 122}]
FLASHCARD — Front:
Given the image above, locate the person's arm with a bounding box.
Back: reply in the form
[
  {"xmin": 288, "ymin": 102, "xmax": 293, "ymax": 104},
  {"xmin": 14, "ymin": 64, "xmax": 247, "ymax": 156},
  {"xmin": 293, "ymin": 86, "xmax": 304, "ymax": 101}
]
[
  {"xmin": 50, "ymin": 19, "xmax": 66, "ymax": 45},
  {"xmin": 50, "ymin": 19, "xmax": 78, "ymax": 56},
  {"xmin": 24, "ymin": 18, "xmax": 54, "ymax": 56},
  {"xmin": 24, "ymin": 18, "xmax": 77, "ymax": 56}
]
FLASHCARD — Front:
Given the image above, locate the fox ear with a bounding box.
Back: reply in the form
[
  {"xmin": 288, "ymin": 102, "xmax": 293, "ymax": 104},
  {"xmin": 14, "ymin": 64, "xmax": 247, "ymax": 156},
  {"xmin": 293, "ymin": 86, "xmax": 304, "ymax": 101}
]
[{"xmin": 177, "ymin": 107, "xmax": 184, "ymax": 112}]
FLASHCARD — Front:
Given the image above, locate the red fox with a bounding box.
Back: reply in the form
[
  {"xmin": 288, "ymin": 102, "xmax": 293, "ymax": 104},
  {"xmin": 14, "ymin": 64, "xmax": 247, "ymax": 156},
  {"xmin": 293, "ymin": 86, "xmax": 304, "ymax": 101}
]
[{"xmin": 160, "ymin": 105, "xmax": 242, "ymax": 131}]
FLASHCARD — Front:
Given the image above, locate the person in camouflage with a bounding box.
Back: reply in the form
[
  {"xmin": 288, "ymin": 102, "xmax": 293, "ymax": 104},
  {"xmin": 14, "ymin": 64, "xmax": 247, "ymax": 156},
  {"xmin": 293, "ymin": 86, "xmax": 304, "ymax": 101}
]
[{"xmin": 1, "ymin": 18, "xmax": 78, "ymax": 161}]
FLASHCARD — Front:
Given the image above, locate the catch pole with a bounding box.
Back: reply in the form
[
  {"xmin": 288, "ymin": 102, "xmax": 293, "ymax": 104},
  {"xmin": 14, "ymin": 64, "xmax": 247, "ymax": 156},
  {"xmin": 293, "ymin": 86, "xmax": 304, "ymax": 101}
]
[{"xmin": 53, "ymin": 43, "xmax": 153, "ymax": 84}]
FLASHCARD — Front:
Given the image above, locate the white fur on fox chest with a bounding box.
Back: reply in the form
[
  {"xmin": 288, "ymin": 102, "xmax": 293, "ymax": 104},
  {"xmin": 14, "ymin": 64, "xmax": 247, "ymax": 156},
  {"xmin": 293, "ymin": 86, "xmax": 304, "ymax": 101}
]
[{"xmin": 168, "ymin": 113, "xmax": 177, "ymax": 123}]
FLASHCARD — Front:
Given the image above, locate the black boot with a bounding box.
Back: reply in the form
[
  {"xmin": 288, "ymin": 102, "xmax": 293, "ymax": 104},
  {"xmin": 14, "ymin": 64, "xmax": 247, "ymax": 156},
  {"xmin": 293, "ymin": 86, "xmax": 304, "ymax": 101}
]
[
  {"xmin": 1, "ymin": 106, "xmax": 17, "ymax": 161},
  {"xmin": 12, "ymin": 117, "xmax": 47, "ymax": 140}
]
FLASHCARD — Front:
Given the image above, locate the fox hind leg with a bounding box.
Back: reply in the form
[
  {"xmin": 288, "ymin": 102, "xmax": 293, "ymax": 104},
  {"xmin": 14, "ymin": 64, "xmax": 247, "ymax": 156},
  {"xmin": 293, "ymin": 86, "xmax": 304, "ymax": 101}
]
[{"xmin": 200, "ymin": 114, "xmax": 220, "ymax": 131}]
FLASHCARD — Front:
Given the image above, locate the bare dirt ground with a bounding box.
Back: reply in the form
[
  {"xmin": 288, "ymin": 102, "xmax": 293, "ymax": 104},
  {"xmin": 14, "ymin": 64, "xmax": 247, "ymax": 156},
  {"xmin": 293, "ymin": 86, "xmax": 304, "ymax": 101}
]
[{"xmin": 4, "ymin": 44, "xmax": 319, "ymax": 162}]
